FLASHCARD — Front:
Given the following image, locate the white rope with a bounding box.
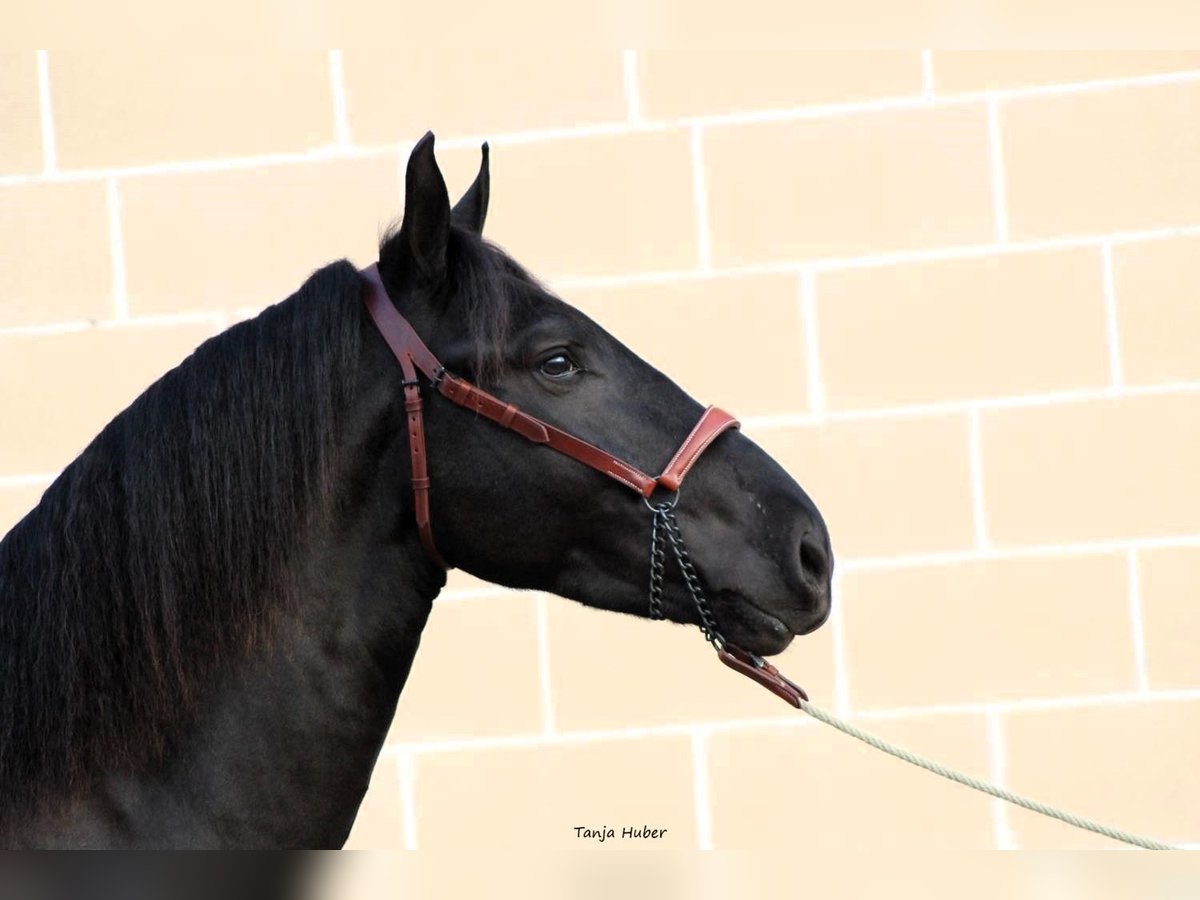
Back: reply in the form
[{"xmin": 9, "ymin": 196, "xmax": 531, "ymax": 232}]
[{"xmin": 797, "ymin": 698, "xmax": 1179, "ymax": 851}]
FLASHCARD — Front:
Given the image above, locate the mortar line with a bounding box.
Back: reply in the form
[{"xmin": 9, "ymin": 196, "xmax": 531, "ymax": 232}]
[
  {"xmin": 738, "ymin": 377, "xmax": 1200, "ymax": 432},
  {"xmin": 800, "ymin": 270, "xmax": 826, "ymax": 417},
  {"xmin": 534, "ymin": 593, "xmax": 558, "ymax": 734},
  {"xmin": 435, "ymin": 586, "xmax": 517, "ymax": 603},
  {"xmin": 5, "ymin": 167, "xmax": 1200, "ymax": 275},
  {"xmin": 36, "ymin": 50, "xmax": 57, "ymax": 173},
  {"xmin": 985, "ymin": 710, "xmax": 1018, "ymax": 849},
  {"xmin": 328, "ymin": 50, "xmax": 353, "ymax": 147},
  {"xmin": 1126, "ymin": 550, "xmax": 1151, "ymax": 692},
  {"xmin": 446, "ymin": 67, "xmax": 1200, "ymax": 139},
  {"xmin": 551, "ymin": 222, "xmax": 1200, "ymax": 291},
  {"xmin": 622, "ymin": 49, "xmax": 642, "ymax": 123},
  {"xmin": 690, "ymin": 731, "xmax": 714, "ymax": 850},
  {"xmin": 921, "ymin": 50, "xmax": 935, "ymax": 97},
  {"xmin": 0, "ymin": 144, "xmax": 397, "ymax": 186},
  {"xmin": 396, "ymin": 751, "xmax": 418, "ymax": 850},
  {"xmin": 689, "ymin": 125, "xmax": 713, "ymax": 271},
  {"xmin": 853, "ymin": 687, "xmax": 1200, "ymax": 721},
  {"xmin": 1101, "ymin": 242, "xmax": 1124, "ymax": 387},
  {"xmin": 3, "ymin": 68, "xmax": 1199, "ymax": 190},
  {"xmin": 0, "ymin": 320, "xmax": 93, "ymax": 337},
  {"xmin": 968, "ymin": 409, "xmax": 990, "ymax": 550},
  {"xmin": 987, "ymin": 97, "xmax": 1010, "ymax": 243},
  {"xmin": 0, "ymin": 309, "xmax": 269, "ymax": 337},
  {"xmin": 377, "ymin": 686, "xmax": 1200, "ymax": 757},
  {"xmin": 95, "ymin": 311, "xmax": 224, "ymax": 330},
  {"xmin": 106, "ymin": 179, "xmax": 129, "ymax": 319},
  {"xmin": 0, "ymin": 473, "xmax": 58, "ymax": 488},
  {"xmin": 830, "ymin": 569, "xmax": 852, "ymax": 717},
  {"xmin": 841, "ymin": 533, "xmax": 1200, "ymax": 573},
  {"xmin": 382, "ymin": 717, "xmax": 814, "ymax": 756}
]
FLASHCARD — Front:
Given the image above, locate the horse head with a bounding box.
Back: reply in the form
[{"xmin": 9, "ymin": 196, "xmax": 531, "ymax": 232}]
[{"xmin": 375, "ymin": 133, "xmax": 832, "ymax": 656}]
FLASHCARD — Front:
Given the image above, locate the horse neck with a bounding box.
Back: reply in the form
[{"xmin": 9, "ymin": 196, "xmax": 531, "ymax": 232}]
[
  {"xmin": 19, "ymin": 301, "xmax": 447, "ymax": 848},
  {"xmin": 114, "ymin": 339, "xmax": 448, "ymax": 847},
  {"xmin": 167, "ymin": 494, "xmax": 440, "ymax": 847},
  {"xmin": 40, "ymin": 508, "xmax": 443, "ymax": 848}
]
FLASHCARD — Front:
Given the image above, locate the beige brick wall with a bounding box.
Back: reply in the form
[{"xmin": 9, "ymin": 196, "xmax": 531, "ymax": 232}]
[{"xmin": 3, "ymin": 51, "xmax": 1199, "ymax": 852}]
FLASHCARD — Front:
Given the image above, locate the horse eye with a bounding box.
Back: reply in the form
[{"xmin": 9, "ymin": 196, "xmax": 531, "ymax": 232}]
[{"xmin": 538, "ymin": 354, "xmax": 578, "ymax": 379}]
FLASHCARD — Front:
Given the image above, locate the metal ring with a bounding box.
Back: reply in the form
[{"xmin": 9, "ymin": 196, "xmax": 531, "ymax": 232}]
[{"xmin": 643, "ymin": 487, "xmax": 680, "ymax": 512}]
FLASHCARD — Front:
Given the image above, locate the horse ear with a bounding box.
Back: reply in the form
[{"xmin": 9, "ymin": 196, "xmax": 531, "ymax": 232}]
[
  {"xmin": 398, "ymin": 131, "xmax": 451, "ymax": 282},
  {"xmin": 451, "ymin": 143, "xmax": 490, "ymax": 234}
]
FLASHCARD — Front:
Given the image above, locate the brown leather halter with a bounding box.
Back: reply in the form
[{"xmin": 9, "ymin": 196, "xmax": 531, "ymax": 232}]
[
  {"xmin": 360, "ymin": 264, "xmax": 738, "ymax": 568},
  {"xmin": 361, "ymin": 264, "xmax": 808, "ymax": 707}
]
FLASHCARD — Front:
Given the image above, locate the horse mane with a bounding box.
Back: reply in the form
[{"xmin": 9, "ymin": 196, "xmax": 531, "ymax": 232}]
[
  {"xmin": 0, "ymin": 224, "xmax": 524, "ymax": 824},
  {"xmin": 0, "ymin": 258, "xmax": 372, "ymax": 822}
]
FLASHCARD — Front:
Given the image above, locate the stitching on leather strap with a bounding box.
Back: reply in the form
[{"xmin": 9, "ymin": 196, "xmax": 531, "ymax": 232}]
[{"xmin": 360, "ymin": 263, "xmax": 736, "ymax": 571}]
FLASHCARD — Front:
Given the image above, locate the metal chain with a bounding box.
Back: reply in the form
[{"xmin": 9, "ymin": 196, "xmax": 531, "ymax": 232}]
[
  {"xmin": 648, "ymin": 507, "xmax": 667, "ymax": 620},
  {"xmin": 643, "ymin": 503, "xmax": 1177, "ymax": 852},
  {"xmin": 647, "ymin": 501, "xmax": 727, "ymax": 650}
]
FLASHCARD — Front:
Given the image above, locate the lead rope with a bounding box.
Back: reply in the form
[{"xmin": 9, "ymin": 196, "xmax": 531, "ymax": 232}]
[
  {"xmin": 795, "ymin": 699, "xmax": 1178, "ymax": 850},
  {"xmin": 647, "ymin": 503, "xmax": 1179, "ymax": 851}
]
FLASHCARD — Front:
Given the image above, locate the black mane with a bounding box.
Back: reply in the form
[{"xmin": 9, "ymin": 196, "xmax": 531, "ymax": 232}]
[
  {"xmin": 0, "ymin": 224, "xmax": 524, "ymax": 824},
  {"xmin": 0, "ymin": 260, "xmax": 367, "ymax": 820}
]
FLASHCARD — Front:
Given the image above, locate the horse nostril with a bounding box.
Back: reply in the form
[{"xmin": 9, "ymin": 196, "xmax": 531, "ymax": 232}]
[{"xmin": 799, "ymin": 533, "xmax": 831, "ymax": 585}]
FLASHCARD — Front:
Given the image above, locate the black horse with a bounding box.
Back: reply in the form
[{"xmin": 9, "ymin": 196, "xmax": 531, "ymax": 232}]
[{"xmin": 0, "ymin": 133, "xmax": 832, "ymax": 848}]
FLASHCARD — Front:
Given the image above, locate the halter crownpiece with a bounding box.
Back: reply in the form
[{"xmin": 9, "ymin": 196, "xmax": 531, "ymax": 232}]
[{"xmin": 360, "ymin": 264, "xmax": 739, "ymax": 568}]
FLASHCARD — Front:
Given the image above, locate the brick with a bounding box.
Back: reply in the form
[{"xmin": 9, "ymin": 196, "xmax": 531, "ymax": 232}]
[
  {"xmin": 747, "ymin": 417, "xmax": 975, "ymax": 558},
  {"xmin": 818, "ymin": 249, "xmax": 1110, "ymax": 410},
  {"xmin": 1113, "ymin": 236, "xmax": 1200, "ymax": 384},
  {"xmin": 638, "ymin": 51, "xmax": 922, "ymax": 119},
  {"xmin": 708, "ymin": 714, "xmax": 994, "ymax": 848},
  {"xmin": 342, "ymin": 756, "xmax": 405, "ymax": 850},
  {"xmin": 413, "ymin": 737, "xmax": 696, "ymax": 848},
  {"xmin": 49, "ymin": 51, "xmax": 333, "ymax": 169},
  {"xmin": 1003, "ymin": 81, "xmax": 1200, "ymax": 239},
  {"xmin": 0, "ymin": 182, "xmax": 114, "ymax": 327},
  {"xmin": 342, "ymin": 50, "xmax": 626, "ymax": 145},
  {"xmin": 1138, "ymin": 547, "xmax": 1200, "ymax": 690},
  {"xmin": 388, "ymin": 593, "xmax": 543, "ymax": 743},
  {"xmin": 568, "ymin": 274, "xmax": 809, "ymax": 416},
  {"xmin": 981, "ymin": 394, "xmax": 1200, "ymax": 545},
  {"xmin": 1004, "ymin": 700, "xmax": 1200, "ymax": 847},
  {"xmin": 443, "ymin": 131, "xmax": 696, "ymax": 279},
  {"xmin": 0, "ymin": 53, "xmax": 43, "ymax": 175},
  {"xmin": 120, "ymin": 157, "xmax": 399, "ymax": 314},
  {"xmin": 704, "ymin": 106, "xmax": 993, "ymax": 267},
  {"xmin": 933, "ymin": 51, "xmax": 1200, "ymax": 93},
  {"xmin": 0, "ymin": 324, "xmax": 216, "ymax": 474},
  {"xmin": 546, "ymin": 593, "xmax": 837, "ymax": 732},
  {"xmin": 0, "ymin": 483, "xmax": 48, "ymax": 537},
  {"xmin": 842, "ymin": 554, "xmax": 1137, "ymax": 710}
]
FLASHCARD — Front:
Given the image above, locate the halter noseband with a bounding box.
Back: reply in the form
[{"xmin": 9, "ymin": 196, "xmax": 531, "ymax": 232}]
[{"xmin": 360, "ymin": 264, "xmax": 738, "ymax": 569}]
